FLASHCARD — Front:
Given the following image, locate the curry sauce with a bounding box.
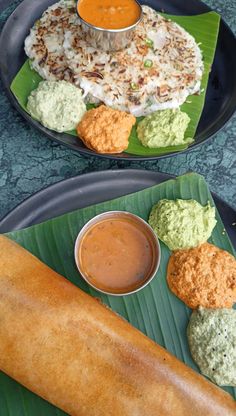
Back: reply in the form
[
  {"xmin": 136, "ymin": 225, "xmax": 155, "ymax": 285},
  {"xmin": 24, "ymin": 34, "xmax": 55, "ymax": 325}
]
[
  {"xmin": 77, "ymin": 0, "xmax": 141, "ymax": 30},
  {"xmin": 77, "ymin": 215, "xmax": 157, "ymax": 294}
]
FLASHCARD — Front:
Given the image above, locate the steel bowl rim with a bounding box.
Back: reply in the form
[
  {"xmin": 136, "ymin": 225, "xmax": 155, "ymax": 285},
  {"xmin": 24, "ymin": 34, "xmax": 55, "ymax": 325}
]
[
  {"xmin": 76, "ymin": 0, "xmax": 143, "ymax": 33},
  {"xmin": 74, "ymin": 210, "xmax": 161, "ymax": 296}
]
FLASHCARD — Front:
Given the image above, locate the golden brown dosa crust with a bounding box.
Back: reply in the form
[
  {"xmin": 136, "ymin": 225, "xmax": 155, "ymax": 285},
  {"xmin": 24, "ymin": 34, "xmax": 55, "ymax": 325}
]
[{"xmin": 0, "ymin": 235, "xmax": 235, "ymax": 416}]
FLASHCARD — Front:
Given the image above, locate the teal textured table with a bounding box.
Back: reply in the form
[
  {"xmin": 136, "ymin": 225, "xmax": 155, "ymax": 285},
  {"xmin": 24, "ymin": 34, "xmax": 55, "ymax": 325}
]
[{"xmin": 0, "ymin": 0, "xmax": 235, "ymax": 220}]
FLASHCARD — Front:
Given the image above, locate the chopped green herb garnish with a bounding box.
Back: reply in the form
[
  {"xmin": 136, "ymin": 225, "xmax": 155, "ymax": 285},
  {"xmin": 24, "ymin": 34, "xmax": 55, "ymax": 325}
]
[
  {"xmin": 130, "ymin": 82, "xmax": 138, "ymax": 90},
  {"xmin": 144, "ymin": 59, "xmax": 153, "ymax": 68},
  {"xmin": 145, "ymin": 38, "xmax": 154, "ymax": 48}
]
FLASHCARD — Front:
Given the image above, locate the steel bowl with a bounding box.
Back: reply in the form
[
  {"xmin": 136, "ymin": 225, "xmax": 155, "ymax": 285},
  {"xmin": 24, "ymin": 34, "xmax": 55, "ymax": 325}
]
[
  {"xmin": 74, "ymin": 211, "xmax": 161, "ymax": 296},
  {"xmin": 76, "ymin": 0, "xmax": 143, "ymax": 52}
]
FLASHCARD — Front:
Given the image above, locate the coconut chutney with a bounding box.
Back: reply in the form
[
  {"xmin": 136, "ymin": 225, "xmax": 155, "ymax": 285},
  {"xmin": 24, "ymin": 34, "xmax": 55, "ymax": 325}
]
[
  {"xmin": 148, "ymin": 199, "xmax": 216, "ymax": 251},
  {"xmin": 137, "ymin": 109, "xmax": 192, "ymax": 148},
  {"xmin": 27, "ymin": 80, "xmax": 86, "ymax": 132},
  {"xmin": 188, "ymin": 308, "xmax": 236, "ymax": 386}
]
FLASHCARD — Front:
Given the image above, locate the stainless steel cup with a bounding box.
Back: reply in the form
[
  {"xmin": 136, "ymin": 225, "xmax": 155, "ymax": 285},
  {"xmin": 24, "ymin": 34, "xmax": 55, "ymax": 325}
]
[
  {"xmin": 74, "ymin": 211, "xmax": 161, "ymax": 296},
  {"xmin": 76, "ymin": 0, "xmax": 143, "ymax": 52}
]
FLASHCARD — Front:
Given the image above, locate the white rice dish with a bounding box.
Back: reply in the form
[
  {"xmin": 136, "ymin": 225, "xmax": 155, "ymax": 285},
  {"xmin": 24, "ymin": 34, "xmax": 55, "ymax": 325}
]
[
  {"xmin": 25, "ymin": 1, "xmax": 203, "ymax": 116},
  {"xmin": 24, "ymin": 0, "xmax": 77, "ymax": 81}
]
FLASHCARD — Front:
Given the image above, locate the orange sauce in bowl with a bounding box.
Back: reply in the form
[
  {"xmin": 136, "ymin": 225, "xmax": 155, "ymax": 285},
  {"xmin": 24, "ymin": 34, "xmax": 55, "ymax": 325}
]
[
  {"xmin": 77, "ymin": 0, "xmax": 141, "ymax": 30},
  {"xmin": 77, "ymin": 215, "xmax": 158, "ymax": 294}
]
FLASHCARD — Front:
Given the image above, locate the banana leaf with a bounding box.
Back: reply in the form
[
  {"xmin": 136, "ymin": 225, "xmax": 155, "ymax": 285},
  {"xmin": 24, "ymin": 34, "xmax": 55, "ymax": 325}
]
[
  {"xmin": 0, "ymin": 172, "xmax": 235, "ymax": 415},
  {"xmin": 10, "ymin": 11, "xmax": 220, "ymax": 156}
]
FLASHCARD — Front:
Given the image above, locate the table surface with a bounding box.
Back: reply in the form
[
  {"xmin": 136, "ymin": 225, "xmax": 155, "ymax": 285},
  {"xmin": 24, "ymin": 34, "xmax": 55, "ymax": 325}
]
[{"xmin": 0, "ymin": 0, "xmax": 235, "ymax": 221}]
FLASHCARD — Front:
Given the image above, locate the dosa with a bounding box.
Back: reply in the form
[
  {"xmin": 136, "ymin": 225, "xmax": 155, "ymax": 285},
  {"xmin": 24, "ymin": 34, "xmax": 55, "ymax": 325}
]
[{"xmin": 0, "ymin": 235, "xmax": 235, "ymax": 416}]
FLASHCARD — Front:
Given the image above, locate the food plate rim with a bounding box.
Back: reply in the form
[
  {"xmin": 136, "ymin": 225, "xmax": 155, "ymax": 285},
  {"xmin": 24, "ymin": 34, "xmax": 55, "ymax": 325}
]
[
  {"xmin": 0, "ymin": 169, "xmax": 235, "ymax": 253},
  {"xmin": 0, "ymin": 0, "xmax": 236, "ymax": 160}
]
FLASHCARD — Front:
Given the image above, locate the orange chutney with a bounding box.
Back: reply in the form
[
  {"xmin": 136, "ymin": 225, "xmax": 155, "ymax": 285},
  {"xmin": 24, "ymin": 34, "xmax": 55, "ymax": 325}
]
[
  {"xmin": 78, "ymin": 216, "xmax": 156, "ymax": 294},
  {"xmin": 77, "ymin": 0, "xmax": 141, "ymax": 30}
]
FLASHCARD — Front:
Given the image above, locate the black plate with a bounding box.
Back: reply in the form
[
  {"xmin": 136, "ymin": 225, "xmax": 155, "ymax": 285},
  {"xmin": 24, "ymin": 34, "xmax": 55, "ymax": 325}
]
[
  {"xmin": 0, "ymin": 0, "xmax": 236, "ymax": 161},
  {"xmin": 0, "ymin": 170, "xmax": 236, "ymax": 254}
]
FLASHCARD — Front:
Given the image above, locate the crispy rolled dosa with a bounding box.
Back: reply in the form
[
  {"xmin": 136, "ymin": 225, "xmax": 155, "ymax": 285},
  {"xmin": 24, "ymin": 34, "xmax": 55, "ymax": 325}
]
[{"xmin": 0, "ymin": 235, "xmax": 235, "ymax": 416}]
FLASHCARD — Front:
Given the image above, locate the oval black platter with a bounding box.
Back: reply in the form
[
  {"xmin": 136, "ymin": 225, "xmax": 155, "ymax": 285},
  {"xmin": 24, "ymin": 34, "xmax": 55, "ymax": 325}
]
[
  {"xmin": 0, "ymin": 170, "xmax": 235, "ymax": 255},
  {"xmin": 0, "ymin": 0, "xmax": 236, "ymax": 160}
]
